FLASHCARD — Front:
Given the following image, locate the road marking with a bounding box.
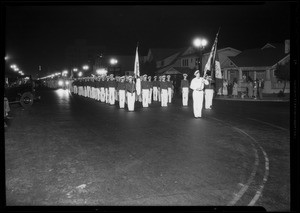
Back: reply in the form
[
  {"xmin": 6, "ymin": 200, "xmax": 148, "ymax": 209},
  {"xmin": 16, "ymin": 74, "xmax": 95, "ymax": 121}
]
[
  {"xmin": 231, "ymin": 127, "xmax": 270, "ymax": 207},
  {"xmin": 210, "ymin": 117, "xmax": 259, "ymax": 206},
  {"xmin": 246, "ymin": 118, "xmax": 289, "ymax": 131},
  {"xmin": 210, "ymin": 117, "xmax": 269, "ymax": 206}
]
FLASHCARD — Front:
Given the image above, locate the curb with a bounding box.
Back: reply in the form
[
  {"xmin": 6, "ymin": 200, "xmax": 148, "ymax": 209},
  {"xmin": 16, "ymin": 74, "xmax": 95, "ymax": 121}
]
[{"xmin": 214, "ymin": 98, "xmax": 289, "ymax": 102}]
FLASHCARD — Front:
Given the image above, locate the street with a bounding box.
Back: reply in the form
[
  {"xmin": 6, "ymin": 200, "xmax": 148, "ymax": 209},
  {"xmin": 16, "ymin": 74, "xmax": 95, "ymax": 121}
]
[{"xmin": 5, "ymin": 88, "xmax": 290, "ymax": 210}]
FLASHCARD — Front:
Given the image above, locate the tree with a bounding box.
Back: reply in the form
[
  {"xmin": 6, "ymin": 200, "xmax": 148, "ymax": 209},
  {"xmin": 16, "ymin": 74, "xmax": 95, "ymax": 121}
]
[{"xmin": 274, "ymin": 61, "xmax": 290, "ymax": 95}]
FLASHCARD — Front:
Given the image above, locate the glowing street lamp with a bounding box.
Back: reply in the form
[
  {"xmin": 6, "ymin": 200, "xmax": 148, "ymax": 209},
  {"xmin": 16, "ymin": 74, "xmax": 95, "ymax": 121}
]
[
  {"xmin": 73, "ymin": 68, "xmax": 78, "ymax": 72},
  {"xmin": 14, "ymin": 67, "xmax": 19, "ymax": 72},
  {"xmin": 10, "ymin": 64, "xmax": 17, "ymax": 69},
  {"xmin": 193, "ymin": 37, "xmax": 208, "ymax": 75},
  {"xmin": 82, "ymin": 65, "xmax": 89, "ymax": 70},
  {"xmin": 78, "ymin": 71, "xmax": 83, "ymax": 77},
  {"xmin": 110, "ymin": 58, "xmax": 118, "ymax": 65}
]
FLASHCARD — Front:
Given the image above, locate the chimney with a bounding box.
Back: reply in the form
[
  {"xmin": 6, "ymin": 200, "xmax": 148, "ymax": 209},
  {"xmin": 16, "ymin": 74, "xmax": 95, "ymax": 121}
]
[{"xmin": 285, "ymin": 39, "xmax": 290, "ymax": 54}]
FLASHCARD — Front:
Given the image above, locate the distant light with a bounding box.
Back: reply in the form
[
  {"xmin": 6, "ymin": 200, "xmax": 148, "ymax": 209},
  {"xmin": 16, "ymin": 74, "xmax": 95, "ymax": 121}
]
[
  {"xmin": 58, "ymin": 80, "xmax": 64, "ymax": 86},
  {"xmin": 5, "ymin": 56, "xmax": 9, "ymax": 60},
  {"xmin": 65, "ymin": 81, "xmax": 69, "ymax": 85},
  {"xmin": 14, "ymin": 68, "xmax": 19, "ymax": 71},
  {"xmin": 10, "ymin": 64, "xmax": 16, "ymax": 69},
  {"xmin": 193, "ymin": 38, "xmax": 207, "ymax": 48},
  {"xmin": 73, "ymin": 68, "xmax": 78, "ymax": 72},
  {"xmin": 25, "ymin": 77, "xmax": 30, "ymax": 80},
  {"xmin": 82, "ymin": 65, "xmax": 89, "ymax": 70},
  {"xmin": 78, "ymin": 71, "xmax": 83, "ymax": 77},
  {"xmin": 20, "ymin": 73, "xmax": 24, "ymax": 76},
  {"xmin": 110, "ymin": 58, "xmax": 118, "ymax": 65}
]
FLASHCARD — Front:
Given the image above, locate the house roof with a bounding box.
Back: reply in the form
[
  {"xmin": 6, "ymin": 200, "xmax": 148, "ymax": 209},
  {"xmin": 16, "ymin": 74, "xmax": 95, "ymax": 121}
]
[
  {"xmin": 228, "ymin": 44, "xmax": 288, "ymax": 67},
  {"xmin": 157, "ymin": 66, "xmax": 195, "ymax": 75}
]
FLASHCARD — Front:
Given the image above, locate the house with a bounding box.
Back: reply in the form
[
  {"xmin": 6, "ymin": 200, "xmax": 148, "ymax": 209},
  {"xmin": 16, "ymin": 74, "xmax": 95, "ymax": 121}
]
[{"xmin": 226, "ymin": 40, "xmax": 290, "ymax": 94}]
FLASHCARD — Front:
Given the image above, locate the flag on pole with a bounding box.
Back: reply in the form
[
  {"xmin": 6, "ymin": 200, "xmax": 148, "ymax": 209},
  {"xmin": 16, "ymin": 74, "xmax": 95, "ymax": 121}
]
[
  {"xmin": 134, "ymin": 46, "xmax": 140, "ymax": 78},
  {"xmin": 203, "ymin": 30, "xmax": 219, "ymax": 77},
  {"xmin": 134, "ymin": 44, "xmax": 141, "ymax": 95}
]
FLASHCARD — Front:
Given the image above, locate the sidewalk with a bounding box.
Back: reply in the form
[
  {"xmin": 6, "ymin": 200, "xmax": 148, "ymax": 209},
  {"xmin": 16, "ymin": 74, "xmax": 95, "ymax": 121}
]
[{"xmin": 214, "ymin": 94, "xmax": 290, "ymax": 102}]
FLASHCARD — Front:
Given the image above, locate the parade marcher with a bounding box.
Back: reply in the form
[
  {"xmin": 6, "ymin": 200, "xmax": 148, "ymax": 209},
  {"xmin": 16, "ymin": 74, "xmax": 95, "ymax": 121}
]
[
  {"xmin": 158, "ymin": 76, "xmax": 162, "ymax": 102},
  {"xmin": 204, "ymin": 74, "xmax": 214, "ymax": 110},
  {"xmin": 190, "ymin": 70, "xmax": 209, "ymax": 118},
  {"xmin": 258, "ymin": 78, "xmax": 264, "ymax": 100},
  {"xmin": 141, "ymin": 74, "xmax": 150, "ymax": 107},
  {"xmin": 222, "ymin": 79, "xmax": 228, "ymax": 96},
  {"xmin": 125, "ymin": 76, "xmax": 129, "ymax": 105},
  {"xmin": 166, "ymin": 75, "xmax": 173, "ymax": 103},
  {"xmin": 152, "ymin": 76, "xmax": 158, "ymax": 101},
  {"xmin": 108, "ymin": 74, "xmax": 116, "ymax": 105},
  {"xmin": 180, "ymin": 73, "xmax": 189, "ymax": 106},
  {"xmin": 96, "ymin": 77, "xmax": 101, "ymax": 101},
  {"xmin": 105, "ymin": 76, "xmax": 110, "ymax": 103},
  {"xmin": 148, "ymin": 76, "xmax": 153, "ymax": 104},
  {"xmin": 115, "ymin": 76, "xmax": 120, "ymax": 102},
  {"xmin": 100, "ymin": 76, "xmax": 106, "ymax": 102},
  {"xmin": 160, "ymin": 75, "xmax": 168, "ymax": 107},
  {"xmin": 118, "ymin": 76, "xmax": 126, "ymax": 109},
  {"xmin": 126, "ymin": 76, "xmax": 136, "ymax": 111}
]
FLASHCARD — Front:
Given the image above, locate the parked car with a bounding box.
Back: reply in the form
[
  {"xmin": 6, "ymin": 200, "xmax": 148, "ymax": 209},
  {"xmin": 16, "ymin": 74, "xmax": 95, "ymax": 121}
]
[{"xmin": 4, "ymin": 74, "xmax": 41, "ymax": 109}]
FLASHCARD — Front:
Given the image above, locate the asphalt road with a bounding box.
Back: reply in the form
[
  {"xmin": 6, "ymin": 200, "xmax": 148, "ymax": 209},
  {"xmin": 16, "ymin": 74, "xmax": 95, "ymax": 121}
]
[{"xmin": 5, "ymin": 88, "xmax": 290, "ymax": 210}]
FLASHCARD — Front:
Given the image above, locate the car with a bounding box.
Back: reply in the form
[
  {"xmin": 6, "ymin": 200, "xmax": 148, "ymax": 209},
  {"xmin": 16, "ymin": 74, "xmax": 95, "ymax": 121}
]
[{"xmin": 4, "ymin": 74, "xmax": 41, "ymax": 109}]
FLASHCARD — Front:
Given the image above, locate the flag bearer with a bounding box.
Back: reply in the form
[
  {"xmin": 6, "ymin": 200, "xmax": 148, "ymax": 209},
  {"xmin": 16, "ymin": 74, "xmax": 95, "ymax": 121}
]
[
  {"xmin": 105, "ymin": 76, "xmax": 110, "ymax": 103},
  {"xmin": 126, "ymin": 76, "xmax": 136, "ymax": 111},
  {"xmin": 148, "ymin": 76, "xmax": 153, "ymax": 104},
  {"xmin": 109, "ymin": 74, "xmax": 116, "ymax": 105},
  {"xmin": 118, "ymin": 76, "xmax": 126, "ymax": 109},
  {"xmin": 204, "ymin": 74, "xmax": 214, "ymax": 109},
  {"xmin": 141, "ymin": 74, "xmax": 150, "ymax": 107},
  {"xmin": 152, "ymin": 76, "xmax": 158, "ymax": 101},
  {"xmin": 160, "ymin": 75, "xmax": 168, "ymax": 107},
  {"xmin": 100, "ymin": 76, "xmax": 106, "ymax": 102},
  {"xmin": 166, "ymin": 75, "xmax": 173, "ymax": 103},
  {"xmin": 190, "ymin": 70, "xmax": 209, "ymax": 118},
  {"xmin": 181, "ymin": 73, "xmax": 189, "ymax": 106}
]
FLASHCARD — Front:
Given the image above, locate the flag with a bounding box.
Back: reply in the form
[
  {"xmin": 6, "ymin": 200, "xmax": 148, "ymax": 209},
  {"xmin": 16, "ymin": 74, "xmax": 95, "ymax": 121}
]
[
  {"xmin": 213, "ymin": 49, "xmax": 223, "ymax": 92},
  {"xmin": 204, "ymin": 30, "xmax": 219, "ymax": 77},
  {"xmin": 134, "ymin": 45, "xmax": 141, "ymax": 95},
  {"xmin": 134, "ymin": 46, "xmax": 140, "ymax": 78}
]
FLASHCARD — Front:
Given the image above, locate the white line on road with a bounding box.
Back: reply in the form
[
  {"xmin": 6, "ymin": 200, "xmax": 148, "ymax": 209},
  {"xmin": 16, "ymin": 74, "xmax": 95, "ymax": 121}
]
[
  {"xmin": 210, "ymin": 117, "xmax": 270, "ymax": 206},
  {"xmin": 246, "ymin": 118, "xmax": 289, "ymax": 131},
  {"xmin": 209, "ymin": 117, "xmax": 260, "ymax": 206},
  {"xmin": 231, "ymin": 127, "xmax": 270, "ymax": 207}
]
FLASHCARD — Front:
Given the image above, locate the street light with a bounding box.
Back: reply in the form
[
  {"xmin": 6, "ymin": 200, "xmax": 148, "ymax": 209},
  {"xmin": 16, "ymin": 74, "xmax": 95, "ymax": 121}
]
[
  {"xmin": 193, "ymin": 37, "xmax": 208, "ymax": 76},
  {"xmin": 73, "ymin": 68, "xmax": 78, "ymax": 72},
  {"xmin": 82, "ymin": 65, "xmax": 89, "ymax": 70},
  {"xmin": 78, "ymin": 71, "xmax": 83, "ymax": 77},
  {"xmin": 109, "ymin": 58, "xmax": 118, "ymax": 75}
]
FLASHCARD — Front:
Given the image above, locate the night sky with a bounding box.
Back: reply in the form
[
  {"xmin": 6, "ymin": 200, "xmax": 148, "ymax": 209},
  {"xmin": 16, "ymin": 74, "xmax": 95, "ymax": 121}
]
[{"xmin": 4, "ymin": 2, "xmax": 291, "ymax": 76}]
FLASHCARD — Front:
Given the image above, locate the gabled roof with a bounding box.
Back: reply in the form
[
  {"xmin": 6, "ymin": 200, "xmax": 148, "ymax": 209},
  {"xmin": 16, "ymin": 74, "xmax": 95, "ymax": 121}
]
[
  {"xmin": 228, "ymin": 44, "xmax": 289, "ymax": 67},
  {"xmin": 150, "ymin": 48, "xmax": 184, "ymax": 61}
]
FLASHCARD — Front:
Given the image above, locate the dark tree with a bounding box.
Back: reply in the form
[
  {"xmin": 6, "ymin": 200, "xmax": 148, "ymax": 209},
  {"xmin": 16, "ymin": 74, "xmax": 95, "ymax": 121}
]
[{"xmin": 274, "ymin": 61, "xmax": 290, "ymax": 94}]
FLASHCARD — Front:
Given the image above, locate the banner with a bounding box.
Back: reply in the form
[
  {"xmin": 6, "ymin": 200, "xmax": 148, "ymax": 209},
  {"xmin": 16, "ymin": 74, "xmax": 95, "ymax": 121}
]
[{"xmin": 134, "ymin": 45, "xmax": 141, "ymax": 95}]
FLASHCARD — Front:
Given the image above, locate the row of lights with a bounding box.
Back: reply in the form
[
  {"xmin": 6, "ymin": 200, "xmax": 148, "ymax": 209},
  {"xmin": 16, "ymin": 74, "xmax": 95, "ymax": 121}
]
[{"xmin": 9, "ymin": 64, "xmax": 24, "ymax": 76}]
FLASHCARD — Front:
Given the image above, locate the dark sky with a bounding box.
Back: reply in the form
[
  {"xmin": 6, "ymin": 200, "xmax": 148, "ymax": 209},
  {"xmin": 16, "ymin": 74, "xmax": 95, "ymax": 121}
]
[{"xmin": 4, "ymin": 2, "xmax": 291, "ymax": 76}]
